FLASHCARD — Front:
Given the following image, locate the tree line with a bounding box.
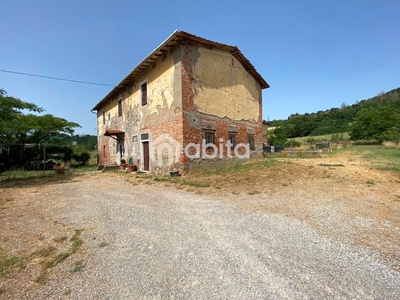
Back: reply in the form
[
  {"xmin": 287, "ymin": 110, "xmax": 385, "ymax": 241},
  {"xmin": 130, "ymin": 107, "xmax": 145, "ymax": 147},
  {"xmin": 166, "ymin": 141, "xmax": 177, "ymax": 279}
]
[
  {"xmin": 0, "ymin": 88, "xmax": 96, "ymax": 172},
  {"xmin": 268, "ymin": 87, "xmax": 400, "ymax": 146}
]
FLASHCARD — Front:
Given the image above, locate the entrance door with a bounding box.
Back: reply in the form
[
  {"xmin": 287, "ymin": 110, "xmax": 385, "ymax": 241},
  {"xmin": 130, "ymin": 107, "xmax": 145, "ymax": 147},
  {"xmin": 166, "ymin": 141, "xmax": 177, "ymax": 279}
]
[
  {"xmin": 117, "ymin": 141, "xmax": 124, "ymax": 161},
  {"xmin": 142, "ymin": 141, "xmax": 149, "ymax": 171}
]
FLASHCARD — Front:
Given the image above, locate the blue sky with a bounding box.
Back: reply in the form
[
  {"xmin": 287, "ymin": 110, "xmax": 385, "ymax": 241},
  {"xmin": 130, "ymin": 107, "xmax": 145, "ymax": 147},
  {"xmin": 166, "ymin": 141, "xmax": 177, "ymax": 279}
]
[{"xmin": 1, "ymin": 0, "xmax": 399, "ymax": 135}]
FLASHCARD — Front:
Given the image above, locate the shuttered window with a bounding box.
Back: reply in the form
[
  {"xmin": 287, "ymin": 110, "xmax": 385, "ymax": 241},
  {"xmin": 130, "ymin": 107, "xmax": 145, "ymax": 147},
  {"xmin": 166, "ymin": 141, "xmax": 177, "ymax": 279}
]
[
  {"xmin": 141, "ymin": 82, "xmax": 147, "ymax": 106},
  {"xmin": 248, "ymin": 134, "xmax": 255, "ymax": 150},
  {"xmin": 118, "ymin": 99, "xmax": 122, "ymax": 117}
]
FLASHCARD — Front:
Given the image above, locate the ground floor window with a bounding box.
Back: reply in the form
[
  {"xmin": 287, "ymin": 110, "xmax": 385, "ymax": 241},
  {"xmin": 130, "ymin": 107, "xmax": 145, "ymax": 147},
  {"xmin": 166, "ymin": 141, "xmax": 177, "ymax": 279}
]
[
  {"xmin": 228, "ymin": 132, "xmax": 237, "ymax": 149},
  {"xmin": 202, "ymin": 130, "xmax": 215, "ymax": 145},
  {"xmin": 248, "ymin": 134, "xmax": 255, "ymax": 150}
]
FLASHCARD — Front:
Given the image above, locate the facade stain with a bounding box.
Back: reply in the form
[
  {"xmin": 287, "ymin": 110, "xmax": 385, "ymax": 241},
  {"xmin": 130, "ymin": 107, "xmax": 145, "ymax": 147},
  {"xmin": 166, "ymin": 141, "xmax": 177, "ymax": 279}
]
[{"xmin": 92, "ymin": 31, "xmax": 269, "ymax": 174}]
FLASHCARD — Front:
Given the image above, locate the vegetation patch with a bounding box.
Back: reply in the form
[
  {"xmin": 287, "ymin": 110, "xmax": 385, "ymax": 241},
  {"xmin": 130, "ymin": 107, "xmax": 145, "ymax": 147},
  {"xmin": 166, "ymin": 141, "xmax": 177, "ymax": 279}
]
[
  {"xmin": 98, "ymin": 242, "xmax": 109, "ymax": 248},
  {"xmin": 69, "ymin": 229, "xmax": 84, "ymax": 254},
  {"xmin": 53, "ymin": 236, "xmax": 68, "ymax": 243},
  {"xmin": 0, "ymin": 248, "xmax": 24, "ymax": 278},
  {"xmin": 336, "ymin": 145, "xmax": 400, "ymax": 172},
  {"xmin": 35, "ymin": 229, "xmax": 84, "ymax": 283},
  {"xmin": 30, "ymin": 246, "xmax": 56, "ymax": 258},
  {"xmin": 181, "ymin": 181, "xmax": 210, "ymax": 188},
  {"xmin": 268, "ymin": 88, "xmax": 400, "ymax": 147},
  {"xmin": 1, "ymin": 169, "xmax": 58, "ymax": 181},
  {"xmin": 70, "ymin": 260, "xmax": 85, "ymax": 273}
]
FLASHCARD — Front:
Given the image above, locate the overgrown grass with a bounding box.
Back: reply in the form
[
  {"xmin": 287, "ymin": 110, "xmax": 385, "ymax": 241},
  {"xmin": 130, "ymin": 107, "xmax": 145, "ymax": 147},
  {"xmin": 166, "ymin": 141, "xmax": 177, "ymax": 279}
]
[{"xmin": 0, "ymin": 248, "xmax": 24, "ymax": 278}]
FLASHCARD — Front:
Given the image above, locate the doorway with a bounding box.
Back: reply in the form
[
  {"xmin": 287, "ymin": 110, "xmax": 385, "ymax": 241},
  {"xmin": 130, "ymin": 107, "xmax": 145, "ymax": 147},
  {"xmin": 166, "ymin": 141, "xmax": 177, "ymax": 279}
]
[
  {"xmin": 117, "ymin": 140, "xmax": 124, "ymax": 161},
  {"xmin": 142, "ymin": 141, "xmax": 149, "ymax": 171}
]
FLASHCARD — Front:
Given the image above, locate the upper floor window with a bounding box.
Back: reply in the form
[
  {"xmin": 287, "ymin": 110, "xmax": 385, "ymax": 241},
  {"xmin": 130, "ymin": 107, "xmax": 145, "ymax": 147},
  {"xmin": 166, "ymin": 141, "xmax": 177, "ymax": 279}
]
[
  {"xmin": 118, "ymin": 99, "xmax": 122, "ymax": 117},
  {"xmin": 141, "ymin": 82, "xmax": 148, "ymax": 106},
  {"xmin": 102, "ymin": 110, "xmax": 105, "ymax": 125}
]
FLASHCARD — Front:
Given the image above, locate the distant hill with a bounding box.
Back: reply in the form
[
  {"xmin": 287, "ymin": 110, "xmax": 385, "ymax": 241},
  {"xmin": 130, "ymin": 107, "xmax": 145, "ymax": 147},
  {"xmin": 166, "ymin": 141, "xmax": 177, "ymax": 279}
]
[{"xmin": 268, "ymin": 87, "xmax": 400, "ymax": 139}]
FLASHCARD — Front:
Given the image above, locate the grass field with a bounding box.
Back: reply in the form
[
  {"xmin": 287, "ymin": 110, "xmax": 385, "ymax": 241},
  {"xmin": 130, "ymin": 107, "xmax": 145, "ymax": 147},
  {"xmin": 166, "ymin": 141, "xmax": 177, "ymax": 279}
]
[
  {"xmin": 332, "ymin": 144, "xmax": 400, "ymax": 172},
  {"xmin": 292, "ymin": 132, "xmax": 350, "ymax": 144}
]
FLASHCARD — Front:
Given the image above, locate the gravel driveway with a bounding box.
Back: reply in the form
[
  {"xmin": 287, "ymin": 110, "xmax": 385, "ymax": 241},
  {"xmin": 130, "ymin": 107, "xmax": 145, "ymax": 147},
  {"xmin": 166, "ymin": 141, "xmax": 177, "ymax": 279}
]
[{"xmin": 2, "ymin": 174, "xmax": 400, "ymax": 299}]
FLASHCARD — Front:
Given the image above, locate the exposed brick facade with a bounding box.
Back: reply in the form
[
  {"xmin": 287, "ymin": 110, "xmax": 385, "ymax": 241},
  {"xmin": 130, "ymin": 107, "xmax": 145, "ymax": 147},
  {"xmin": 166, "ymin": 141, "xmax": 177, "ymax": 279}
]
[{"xmin": 93, "ymin": 31, "xmax": 268, "ymax": 174}]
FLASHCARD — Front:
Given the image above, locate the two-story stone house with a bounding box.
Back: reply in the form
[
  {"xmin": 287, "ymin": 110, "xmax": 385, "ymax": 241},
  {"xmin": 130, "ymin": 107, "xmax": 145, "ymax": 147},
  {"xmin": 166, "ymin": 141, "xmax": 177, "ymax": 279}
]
[{"xmin": 92, "ymin": 30, "xmax": 269, "ymax": 174}]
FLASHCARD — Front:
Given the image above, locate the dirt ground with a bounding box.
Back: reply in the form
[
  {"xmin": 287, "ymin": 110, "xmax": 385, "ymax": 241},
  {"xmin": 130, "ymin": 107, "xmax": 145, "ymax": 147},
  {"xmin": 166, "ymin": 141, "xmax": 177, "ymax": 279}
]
[
  {"xmin": 185, "ymin": 152, "xmax": 400, "ymax": 272},
  {"xmin": 0, "ymin": 150, "xmax": 399, "ymax": 298}
]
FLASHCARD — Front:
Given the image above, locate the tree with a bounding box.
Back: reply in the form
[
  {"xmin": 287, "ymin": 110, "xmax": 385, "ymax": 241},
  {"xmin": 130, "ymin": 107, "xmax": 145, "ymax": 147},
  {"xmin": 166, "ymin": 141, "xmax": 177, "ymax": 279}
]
[
  {"xmin": 0, "ymin": 88, "xmax": 81, "ymax": 170},
  {"xmin": 0, "ymin": 89, "xmax": 43, "ymax": 143},
  {"xmin": 380, "ymin": 126, "xmax": 400, "ymax": 146},
  {"xmin": 268, "ymin": 132, "xmax": 288, "ymax": 146},
  {"xmin": 350, "ymin": 105, "xmax": 400, "ymax": 141}
]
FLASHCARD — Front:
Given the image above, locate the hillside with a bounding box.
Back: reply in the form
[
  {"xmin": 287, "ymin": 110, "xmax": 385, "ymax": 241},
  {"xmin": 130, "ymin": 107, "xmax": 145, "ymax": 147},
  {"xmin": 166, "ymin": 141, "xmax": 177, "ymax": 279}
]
[{"xmin": 268, "ymin": 87, "xmax": 400, "ymax": 141}]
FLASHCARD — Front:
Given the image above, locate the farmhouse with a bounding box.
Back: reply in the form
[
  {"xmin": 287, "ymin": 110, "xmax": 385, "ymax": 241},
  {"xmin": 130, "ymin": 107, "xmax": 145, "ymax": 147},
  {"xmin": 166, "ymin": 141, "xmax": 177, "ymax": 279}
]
[{"xmin": 92, "ymin": 30, "xmax": 269, "ymax": 174}]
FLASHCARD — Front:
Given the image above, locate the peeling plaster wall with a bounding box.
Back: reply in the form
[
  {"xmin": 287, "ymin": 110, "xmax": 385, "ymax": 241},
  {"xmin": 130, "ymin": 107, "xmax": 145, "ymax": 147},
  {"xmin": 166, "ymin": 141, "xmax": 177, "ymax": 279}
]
[
  {"xmin": 192, "ymin": 47, "xmax": 261, "ymax": 122},
  {"xmin": 96, "ymin": 42, "xmax": 265, "ymax": 173},
  {"xmin": 97, "ymin": 49, "xmax": 183, "ymax": 168},
  {"xmin": 179, "ymin": 43, "xmax": 264, "ymax": 172}
]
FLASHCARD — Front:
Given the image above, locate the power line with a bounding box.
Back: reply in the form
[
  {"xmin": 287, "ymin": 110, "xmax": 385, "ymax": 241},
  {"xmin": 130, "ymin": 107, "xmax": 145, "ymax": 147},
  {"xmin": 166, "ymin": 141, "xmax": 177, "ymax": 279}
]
[{"xmin": 0, "ymin": 69, "xmax": 115, "ymax": 87}]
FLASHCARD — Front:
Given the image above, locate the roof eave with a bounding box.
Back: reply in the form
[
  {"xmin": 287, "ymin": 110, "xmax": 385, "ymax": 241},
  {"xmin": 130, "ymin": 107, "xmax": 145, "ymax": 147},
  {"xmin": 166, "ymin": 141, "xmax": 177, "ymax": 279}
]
[
  {"xmin": 92, "ymin": 30, "xmax": 269, "ymax": 110},
  {"xmin": 92, "ymin": 30, "xmax": 181, "ymax": 111}
]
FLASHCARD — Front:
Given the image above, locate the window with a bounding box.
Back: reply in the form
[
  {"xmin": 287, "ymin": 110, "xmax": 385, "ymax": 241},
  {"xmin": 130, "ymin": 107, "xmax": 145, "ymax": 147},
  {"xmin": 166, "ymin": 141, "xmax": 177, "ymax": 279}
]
[
  {"xmin": 118, "ymin": 99, "xmax": 122, "ymax": 117},
  {"xmin": 108, "ymin": 112, "xmax": 110, "ymax": 121},
  {"xmin": 102, "ymin": 110, "xmax": 105, "ymax": 125},
  {"xmin": 228, "ymin": 133, "xmax": 237, "ymax": 149},
  {"xmin": 203, "ymin": 130, "xmax": 215, "ymax": 144},
  {"xmin": 141, "ymin": 82, "xmax": 148, "ymax": 106},
  {"xmin": 103, "ymin": 145, "xmax": 106, "ymax": 157},
  {"xmin": 248, "ymin": 134, "xmax": 255, "ymax": 150},
  {"xmin": 141, "ymin": 133, "xmax": 149, "ymax": 140},
  {"xmin": 132, "ymin": 135, "xmax": 138, "ymax": 142}
]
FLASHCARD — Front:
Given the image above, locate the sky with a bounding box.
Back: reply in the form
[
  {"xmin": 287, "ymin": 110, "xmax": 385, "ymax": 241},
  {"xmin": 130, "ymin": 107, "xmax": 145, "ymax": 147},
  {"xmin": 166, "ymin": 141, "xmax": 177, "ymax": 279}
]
[{"xmin": 1, "ymin": 0, "xmax": 399, "ymax": 135}]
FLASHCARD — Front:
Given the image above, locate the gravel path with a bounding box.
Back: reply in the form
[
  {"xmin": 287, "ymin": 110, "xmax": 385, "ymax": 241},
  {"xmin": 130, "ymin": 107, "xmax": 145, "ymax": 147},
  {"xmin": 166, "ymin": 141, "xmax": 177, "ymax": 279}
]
[{"xmin": 9, "ymin": 175, "xmax": 400, "ymax": 299}]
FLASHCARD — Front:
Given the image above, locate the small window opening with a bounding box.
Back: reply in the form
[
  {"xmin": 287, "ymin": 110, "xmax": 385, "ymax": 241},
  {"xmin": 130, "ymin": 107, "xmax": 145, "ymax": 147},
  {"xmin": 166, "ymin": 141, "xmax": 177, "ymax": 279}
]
[{"xmin": 141, "ymin": 82, "xmax": 148, "ymax": 106}]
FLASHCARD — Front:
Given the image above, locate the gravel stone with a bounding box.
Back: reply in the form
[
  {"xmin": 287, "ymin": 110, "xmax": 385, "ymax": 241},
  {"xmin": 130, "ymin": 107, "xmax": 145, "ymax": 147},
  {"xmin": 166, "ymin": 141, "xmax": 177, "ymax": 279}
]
[{"xmin": 3, "ymin": 174, "xmax": 400, "ymax": 299}]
